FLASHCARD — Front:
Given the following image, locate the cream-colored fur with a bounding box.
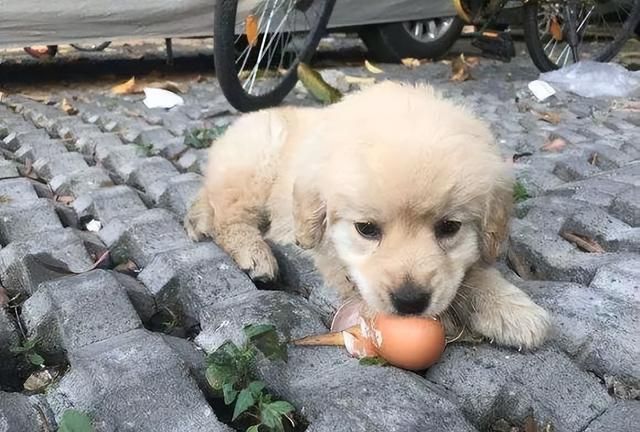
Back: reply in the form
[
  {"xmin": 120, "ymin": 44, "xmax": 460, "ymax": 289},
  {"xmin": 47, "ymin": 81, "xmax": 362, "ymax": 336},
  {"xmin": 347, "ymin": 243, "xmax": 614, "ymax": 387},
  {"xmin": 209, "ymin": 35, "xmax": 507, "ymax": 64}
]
[{"xmin": 185, "ymin": 81, "xmax": 550, "ymax": 349}]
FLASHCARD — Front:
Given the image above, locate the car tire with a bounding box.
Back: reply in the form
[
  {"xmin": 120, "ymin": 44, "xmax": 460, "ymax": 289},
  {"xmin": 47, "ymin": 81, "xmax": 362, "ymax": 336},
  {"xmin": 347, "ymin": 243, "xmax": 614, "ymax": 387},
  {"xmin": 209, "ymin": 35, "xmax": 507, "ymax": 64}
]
[{"xmin": 359, "ymin": 16, "xmax": 464, "ymax": 62}]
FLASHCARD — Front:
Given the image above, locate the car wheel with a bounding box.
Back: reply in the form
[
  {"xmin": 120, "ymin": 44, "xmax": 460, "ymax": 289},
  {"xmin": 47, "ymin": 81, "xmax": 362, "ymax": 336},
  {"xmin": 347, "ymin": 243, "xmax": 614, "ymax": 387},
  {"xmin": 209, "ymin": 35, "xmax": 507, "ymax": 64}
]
[{"xmin": 359, "ymin": 16, "xmax": 464, "ymax": 62}]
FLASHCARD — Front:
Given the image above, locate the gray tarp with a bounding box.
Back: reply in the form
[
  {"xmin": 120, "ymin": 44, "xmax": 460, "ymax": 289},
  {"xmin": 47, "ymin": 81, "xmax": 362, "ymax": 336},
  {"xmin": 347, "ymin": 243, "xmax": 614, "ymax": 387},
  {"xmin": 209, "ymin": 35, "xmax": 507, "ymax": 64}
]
[{"xmin": 0, "ymin": 0, "xmax": 457, "ymax": 49}]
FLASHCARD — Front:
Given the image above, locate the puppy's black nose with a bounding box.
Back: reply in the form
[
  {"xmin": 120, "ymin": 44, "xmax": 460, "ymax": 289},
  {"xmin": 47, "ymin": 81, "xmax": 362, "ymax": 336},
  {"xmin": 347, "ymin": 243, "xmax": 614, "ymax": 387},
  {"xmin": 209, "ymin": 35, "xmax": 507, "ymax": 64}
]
[{"xmin": 390, "ymin": 282, "xmax": 430, "ymax": 315}]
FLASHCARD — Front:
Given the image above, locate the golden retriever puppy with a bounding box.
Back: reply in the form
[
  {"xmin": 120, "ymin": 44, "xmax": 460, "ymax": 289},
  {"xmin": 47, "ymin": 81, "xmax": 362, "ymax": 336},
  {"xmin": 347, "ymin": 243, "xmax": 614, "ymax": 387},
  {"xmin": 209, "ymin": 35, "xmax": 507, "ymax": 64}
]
[{"xmin": 185, "ymin": 81, "xmax": 550, "ymax": 348}]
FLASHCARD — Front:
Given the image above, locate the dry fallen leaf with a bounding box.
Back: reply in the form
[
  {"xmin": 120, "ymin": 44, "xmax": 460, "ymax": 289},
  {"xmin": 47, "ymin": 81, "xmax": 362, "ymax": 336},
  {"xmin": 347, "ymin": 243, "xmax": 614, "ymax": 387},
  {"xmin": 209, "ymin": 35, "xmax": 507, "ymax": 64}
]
[
  {"xmin": 450, "ymin": 54, "xmax": 472, "ymax": 82},
  {"xmin": 465, "ymin": 56, "xmax": 481, "ymax": 67},
  {"xmin": 60, "ymin": 98, "xmax": 78, "ymax": 115},
  {"xmin": 535, "ymin": 110, "xmax": 561, "ymax": 125},
  {"xmin": 344, "ymin": 75, "xmax": 377, "ymax": 86},
  {"xmin": 364, "ymin": 59, "xmax": 384, "ymax": 74},
  {"xmin": 24, "ymin": 368, "xmax": 60, "ymax": 392},
  {"xmin": 560, "ymin": 231, "xmax": 605, "ymax": 253},
  {"xmin": 541, "ymin": 136, "xmax": 567, "ymax": 152},
  {"xmin": 21, "ymin": 92, "xmax": 52, "ymax": 103},
  {"xmin": 550, "ymin": 16, "xmax": 563, "ymax": 41},
  {"xmin": 589, "ymin": 153, "xmax": 598, "ymax": 165},
  {"xmin": 112, "ymin": 77, "xmax": 138, "ymax": 95},
  {"xmin": 401, "ymin": 58, "xmax": 422, "ymax": 69},
  {"xmin": 245, "ymin": 14, "xmax": 259, "ymax": 47}
]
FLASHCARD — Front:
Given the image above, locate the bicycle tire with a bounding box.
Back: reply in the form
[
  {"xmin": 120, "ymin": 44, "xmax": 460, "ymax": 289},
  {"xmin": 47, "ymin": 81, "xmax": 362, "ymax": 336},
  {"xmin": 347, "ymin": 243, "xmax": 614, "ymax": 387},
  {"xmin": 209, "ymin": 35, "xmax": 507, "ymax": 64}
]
[
  {"xmin": 359, "ymin": 17, "xmax": 464, "ymax": 63},
  {"xmin": 523, "ymin": 0, "xmax": 640, "ymax": 72},
  {"xmin": 70, "ymin": 41, "xmax": 112, "ymax": 52},
  {"xmin": 214, "ymin": 0, "xmax": 336, "ymax": 112}
]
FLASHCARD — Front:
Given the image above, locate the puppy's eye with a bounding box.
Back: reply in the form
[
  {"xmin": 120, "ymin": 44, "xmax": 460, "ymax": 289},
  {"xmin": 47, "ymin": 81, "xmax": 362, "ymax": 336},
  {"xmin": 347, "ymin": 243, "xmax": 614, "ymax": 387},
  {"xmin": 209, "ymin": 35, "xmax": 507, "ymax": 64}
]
[
  {"xmin": 435, "ymin": 220, "xmax": 461, "ymax": 238},
  {"xmin": 354, "ymin": 222, "xmax": 381, "ymax": 240}
]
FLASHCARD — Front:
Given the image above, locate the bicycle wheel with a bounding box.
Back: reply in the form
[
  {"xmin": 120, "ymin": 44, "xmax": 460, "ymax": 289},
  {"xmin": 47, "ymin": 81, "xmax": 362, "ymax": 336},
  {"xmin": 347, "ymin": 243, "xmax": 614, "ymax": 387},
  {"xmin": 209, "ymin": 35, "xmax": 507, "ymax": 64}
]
[
  {"xmin": 214, "ymin": 0, "xmax": 336, "ymax": 112},
  {"xmin": 70, "ymin": 41, "xmax": 112, "ymax": 52},
  {"xmin": 523, "ymin": 0, "xmax": 640, "ymax": 71}
]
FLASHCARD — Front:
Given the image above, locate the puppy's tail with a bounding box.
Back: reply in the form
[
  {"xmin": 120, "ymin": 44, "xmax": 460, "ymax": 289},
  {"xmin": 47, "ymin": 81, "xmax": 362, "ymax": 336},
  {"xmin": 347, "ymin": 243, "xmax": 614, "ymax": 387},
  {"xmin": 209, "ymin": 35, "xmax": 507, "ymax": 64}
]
[{"xmin": 184, "ymin": 188, "xmax": 215, "ymax": 241}]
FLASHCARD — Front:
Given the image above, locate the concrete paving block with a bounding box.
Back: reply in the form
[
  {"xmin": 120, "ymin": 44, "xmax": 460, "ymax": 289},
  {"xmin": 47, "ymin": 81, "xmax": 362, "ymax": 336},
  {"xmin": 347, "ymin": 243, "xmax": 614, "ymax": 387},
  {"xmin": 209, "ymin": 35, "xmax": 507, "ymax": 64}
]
[
  {"xmin": 1, "ymin": 129, "xmax": 50, "ymax": 152},
  {"xmin": 589, "ymin": 260, "xmax": 640, "ymax": 304},
  {"xmin": 610, "ymin": 188, "xmax": 640, "ymax": 227},
  {"xmin": 50, "ymin": 167, "xmax": 114, "ymax": 198},
  {"xmin": 73, "ymin": 185, "xmax": 147, "ymax": 226},
  {"xmin": 138, "ymin": 243, "xmax": 256, "ymax": 323},
  {"xmin": 195, "ymin": 290, "xmax": 326, "ymax": 353},
  {"xmin": 32, "ymin": 152, "xmax": 89, "ymax": 182},
  {"xmin": 548, "ymin": 178, "xmax": 633, "ymax": 208},
  {"xmin": 0, "ymin": 392, "xmax": 54, "ymax": 432},
  {"xmin": 112, "ymin": 272, "xmax": 157, "ymax": 323},
  {"xmin": 57, "ymin": 123, "xmax": 102, "ymax": 144},
  {"xmin": 159, "ymin": 137, "xmax": 188, "ymax": 160},
  {"xmin": 0, "ymin": 198, "xmax": 63, "ymax": 246},
  {"xmin": 74, "ymin": 132, "xmax": 121, "ymax": 158},
  {"xmin": 160, "ymin": 335, "xmax": 213, "ymax": 398},
  {"xmin": 426, "ymin": 344, "xmax": 612, "ymax": 432},
  {"xmin": 0, "ymin": 161, "xmax": 19, "ymax": 180},
  {"xmin": 95, "ymin": 143, "xmax": 146, "ymax": 183},
  {"xmin": 22, "ymin": 270, "xmax": 142, "ymax": 357},
  {"xmin": 523, "ymin": 281, "xmax": 640, "ymax": 399},
  {"xmin": 175, "ymin": 148, "xmax": 200, "ymax": 172},
  {"xmin": 0, "ymin": 178, "xmax": 39, "ymax": 205},
  {"xmin": 284, "ymin": 352, "xmax": 476, "ymax": 432},
  {"xmin": 46, "ymin": 329, "xmax": 231, "ymax": 432},
  {"xmin": 553, "ymin": 158, "xmax": 601, "ymax": 182},
  {"xmin": 116, "ymin": 118, "xmax": 154, "ymax": 143},
  {"xmin": 156, "ymin": 172, "xmax": 202, "ymax": 219},
  {"xmin": 127, "ymin": 156, "xmax": 179, "ymax": 197},
  {"xmin": 561, "ymin": 207, "xmax": 639, "ymax": 253},
  {"xmin": 161, "ymin": 111, "xmax": 193, "ymax": 136},
  {"xmin": 0, "ymin": 310, "xmax": 21, "ymax": 389},
  {"xmin": 0, "ymin": 228, "xmax": 94, "ymax": 296},
  {"xmin": 598, "ymin": 163, "xmax": 640, "ymax": 187},
  {"xmin": 134, "ymin": 127, "xmax": 176, "ymax": 154},
  {"xmin": 100, "ymin": 208, "xmax": 191, "ymax": 267},
  {"xmin": 583, "ymin": 401, "xmax": 640, "ymax": 432},
  {"xmin": 508, "ymin": 220, "xmax": 602, "ymax": 283},
  {"xmin": 15, "ymin": 138, "xmax": 67, "ymax": 164}
]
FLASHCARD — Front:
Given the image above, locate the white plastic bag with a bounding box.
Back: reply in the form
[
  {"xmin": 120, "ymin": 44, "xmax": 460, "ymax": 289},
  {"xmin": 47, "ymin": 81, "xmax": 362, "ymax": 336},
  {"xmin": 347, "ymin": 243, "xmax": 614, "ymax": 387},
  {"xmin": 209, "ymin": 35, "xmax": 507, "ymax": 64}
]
[
  {"xmin": 142, "ymin": 87, "xmax": 184, "ymax": 109},
  {"xmin": 540, "ymin": 61, "xmax": 640, "ymax": 98}
]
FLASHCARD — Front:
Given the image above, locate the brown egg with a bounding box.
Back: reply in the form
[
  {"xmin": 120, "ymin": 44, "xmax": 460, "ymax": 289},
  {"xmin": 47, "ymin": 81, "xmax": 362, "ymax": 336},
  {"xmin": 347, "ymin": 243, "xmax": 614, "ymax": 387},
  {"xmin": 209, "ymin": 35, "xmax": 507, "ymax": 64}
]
[{"xmin": 363, "ymin": 313, "xmax": 446, "ymax": 371}]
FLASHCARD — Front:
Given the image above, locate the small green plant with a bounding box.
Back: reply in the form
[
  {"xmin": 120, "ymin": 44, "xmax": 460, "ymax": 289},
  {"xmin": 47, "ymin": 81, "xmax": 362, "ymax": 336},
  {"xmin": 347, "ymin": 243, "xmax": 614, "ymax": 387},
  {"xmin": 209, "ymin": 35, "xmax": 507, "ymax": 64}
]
[
  {"xmin": 10, "ymin": 338, "xmax": 45, "ymax": 367},
  {"xmin": 513, "ymin": 181, "xmax": 530, "ymax": 203},
  {"xmin": 184, "ymin": 127, "xmax": 228, "ymax": 149},
  {"xmin": 134, "ymin": 142, "xmax": 154, "ymax": 156},
  {"xmin": 58, "ymin": 409, "xmax": 94, "ymax": 432},
  {"xmin": 358, "ymin": 356, "xmax": 388, "ymax": 367},
  {"xmin": 206, "ymin": 324, "xmax": 296, "ymax": 432}
]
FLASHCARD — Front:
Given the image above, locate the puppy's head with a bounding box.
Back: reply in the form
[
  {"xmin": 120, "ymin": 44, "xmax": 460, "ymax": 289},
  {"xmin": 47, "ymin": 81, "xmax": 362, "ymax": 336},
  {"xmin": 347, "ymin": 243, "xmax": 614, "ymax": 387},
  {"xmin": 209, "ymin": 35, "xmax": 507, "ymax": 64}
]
[{"xmin": 294, "ymin": 82, "xmax": 513, "ymax": 317}]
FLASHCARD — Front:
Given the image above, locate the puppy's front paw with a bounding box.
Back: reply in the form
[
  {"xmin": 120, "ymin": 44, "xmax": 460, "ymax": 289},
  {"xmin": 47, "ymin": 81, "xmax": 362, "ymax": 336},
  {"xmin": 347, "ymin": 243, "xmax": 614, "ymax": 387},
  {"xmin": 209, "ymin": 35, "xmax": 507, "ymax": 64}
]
[
  {"xmin": 230, "ymin": 239, "xmax": 279, "ymax": 282},
  {"xmin": 471, "ymin": 295, "xmax": 551, "ymax": 349}
]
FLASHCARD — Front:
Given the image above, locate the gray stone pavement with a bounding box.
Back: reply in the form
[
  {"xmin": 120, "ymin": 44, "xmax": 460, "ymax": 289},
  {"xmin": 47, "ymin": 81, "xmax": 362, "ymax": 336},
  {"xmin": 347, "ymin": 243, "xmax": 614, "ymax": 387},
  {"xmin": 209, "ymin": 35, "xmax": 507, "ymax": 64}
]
[{"xmin": 0, "ymin": 37, "xmax": 638, "ymax": 431}]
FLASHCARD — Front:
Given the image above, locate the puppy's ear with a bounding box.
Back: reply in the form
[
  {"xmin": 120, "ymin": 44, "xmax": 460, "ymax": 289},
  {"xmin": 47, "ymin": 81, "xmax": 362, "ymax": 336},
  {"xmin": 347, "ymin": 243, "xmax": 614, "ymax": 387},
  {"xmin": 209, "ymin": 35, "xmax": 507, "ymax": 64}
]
[
  {"xmin": 293, "ymin": 176, "xmax": 326, "ymax": 249},
  {"xmin": 481, "ymin": 177, "xmax": 514, "ymax": 263}
]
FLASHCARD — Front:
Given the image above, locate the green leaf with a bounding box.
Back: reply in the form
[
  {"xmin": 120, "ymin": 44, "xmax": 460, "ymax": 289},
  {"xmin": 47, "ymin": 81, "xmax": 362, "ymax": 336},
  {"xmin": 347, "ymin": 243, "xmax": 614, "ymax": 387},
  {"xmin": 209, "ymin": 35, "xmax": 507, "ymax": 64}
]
[
  {"xmin": 243, "ymin": 324, "xmax": 277, "ymax": 340},
  {"xmin": 244, "ymin": 324, "xmax": 287, "ymax": 361},
  {"xmin": 359, "ymin": 356, "xmax": 389, "ymax": 367},
  {"xmin": 248, "ymin": 381, "xmax": 266, "ymax": 397},
  {"xmin": 513, "ymin": 181, "xmax": 530, "ymax": 203},
  {"xmin": 28, "ymin": 353, "xmax": 45, "ymax": 366},
  {"xmin": 246, "ymin": 425, "xmax": 260, "ymax": 432},
  {"xmin": 232, "ymin": 388, "xmax": 255, "ymax": 421},
  {"xmin": 223, "ymin": 383, "xmax": 239, "ymax": 405},
  {"xmin": 58, "ymin": 409, "xmax": 94, "ymax": 432},
  {"xmin": 266, "ymin": 401, "xmax": 295, "ymax": 416},
  {"xmin": 260, "ymin": 404, "xmax": 285, "ymax": 432}
]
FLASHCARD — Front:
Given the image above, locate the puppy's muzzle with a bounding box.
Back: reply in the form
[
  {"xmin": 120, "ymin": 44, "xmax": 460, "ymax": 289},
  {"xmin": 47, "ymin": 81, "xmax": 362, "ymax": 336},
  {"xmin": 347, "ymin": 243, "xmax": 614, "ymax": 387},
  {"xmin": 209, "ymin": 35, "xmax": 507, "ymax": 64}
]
[{"xmin": 390, "ymin": 280, "xmax": 430, "ymax": 315}]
